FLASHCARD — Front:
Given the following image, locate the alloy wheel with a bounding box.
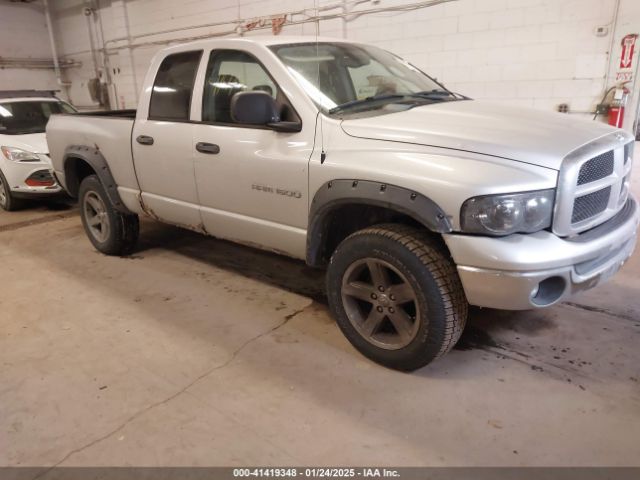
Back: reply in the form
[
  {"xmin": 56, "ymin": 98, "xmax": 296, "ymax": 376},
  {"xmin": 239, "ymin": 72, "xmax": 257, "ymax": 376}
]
[
  {"xmin": 84, "ymin": 191, "xmax": 110, "ymax": 243},
  {"xmin": 341, "ymin": 257, "xmax": 421, "ymax": 350},
  {"xmin": 0, "ymin": 175, "xmax": 7, "ymax": 208}
]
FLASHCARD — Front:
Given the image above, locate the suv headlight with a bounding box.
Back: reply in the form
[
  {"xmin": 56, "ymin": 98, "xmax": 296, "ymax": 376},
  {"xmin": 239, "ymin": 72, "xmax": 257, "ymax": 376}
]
[
  {"xmin": 1, "ymin": 146, "xmax": 41, "ymax": 162},
  {"xmin": 461, "ymin": 189, "xmax": 555, "ymax": 235}
]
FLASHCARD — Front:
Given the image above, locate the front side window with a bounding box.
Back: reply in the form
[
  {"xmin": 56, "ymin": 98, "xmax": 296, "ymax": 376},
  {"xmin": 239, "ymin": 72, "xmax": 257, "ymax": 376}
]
[
  {"xmin": 0, "ymin": 101, "xmax": 76, "ymax": 135},
  {"xmin": 202, "ymin": 50, "xmax": 279, "ymax": 124},
  {"xmin": 271, "ymin": 42, "xmax": 456, "ymax": 115},
  {"xmin": 149, "ymin": 50, "xmax": 202, "ymax": 121}
]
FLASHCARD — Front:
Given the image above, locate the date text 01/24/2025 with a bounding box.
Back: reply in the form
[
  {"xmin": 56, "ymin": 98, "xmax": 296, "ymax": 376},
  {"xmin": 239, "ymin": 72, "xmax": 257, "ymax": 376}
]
[{"xmin": 233, "ymin": 468, "xmax": 400, "ymax": 478}]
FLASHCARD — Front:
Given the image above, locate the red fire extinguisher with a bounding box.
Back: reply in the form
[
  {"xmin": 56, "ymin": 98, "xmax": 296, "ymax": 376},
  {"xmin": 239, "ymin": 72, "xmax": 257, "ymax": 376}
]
[{"xmin": 608, "ymin": 87, "xmax": 629, "ymax": 128}]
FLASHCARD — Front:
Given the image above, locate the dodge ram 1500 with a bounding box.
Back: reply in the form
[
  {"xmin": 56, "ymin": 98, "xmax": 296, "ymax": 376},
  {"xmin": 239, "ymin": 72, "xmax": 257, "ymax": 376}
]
[{"xmin": 47, "ymin": 36, "xmax": 638, "ymax": 370}]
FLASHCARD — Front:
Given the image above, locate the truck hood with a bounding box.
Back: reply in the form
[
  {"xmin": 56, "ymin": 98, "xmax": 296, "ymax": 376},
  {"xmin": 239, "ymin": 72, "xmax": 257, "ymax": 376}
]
[
  {"xmin": 0, "ymin": 132, "xmax": 48, "ymax": 154},
  {"xmin": 340, "ymin": 100, "xmax": 619, "ymax": 170}
]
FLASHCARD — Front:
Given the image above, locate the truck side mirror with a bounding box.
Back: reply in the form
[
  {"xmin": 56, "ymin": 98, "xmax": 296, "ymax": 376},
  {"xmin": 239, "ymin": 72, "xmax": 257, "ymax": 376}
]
[{"xmin": 230, "ymin": 91, "xmax": 301, "ymax": 133}]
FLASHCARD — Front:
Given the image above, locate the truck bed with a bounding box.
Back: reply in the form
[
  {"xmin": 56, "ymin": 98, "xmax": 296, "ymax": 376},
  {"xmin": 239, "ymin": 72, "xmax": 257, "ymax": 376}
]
[{"xmin": 47, "ymin": 112, "xmax": 139, "ymax": 198}]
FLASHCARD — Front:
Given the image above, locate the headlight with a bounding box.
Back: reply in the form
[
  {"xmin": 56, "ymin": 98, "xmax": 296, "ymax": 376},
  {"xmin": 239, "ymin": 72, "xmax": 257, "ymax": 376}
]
[
  {"xmin": 1, "ymin": 146, "xmax": 41, "ymax": 162},
  {"xmin": 461, "ymin": 189, "xmax": 555, "ymax": 235}
]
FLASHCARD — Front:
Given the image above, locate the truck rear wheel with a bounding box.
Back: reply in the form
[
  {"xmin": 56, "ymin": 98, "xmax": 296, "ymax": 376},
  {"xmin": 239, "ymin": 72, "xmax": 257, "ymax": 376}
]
[
  {"xmin": 326, "ymin": 224, "xmax": 468, "ymax": 371},
  {"xmin": 79, "ymin": 175, "xmax": 139, "ymax": 256}
]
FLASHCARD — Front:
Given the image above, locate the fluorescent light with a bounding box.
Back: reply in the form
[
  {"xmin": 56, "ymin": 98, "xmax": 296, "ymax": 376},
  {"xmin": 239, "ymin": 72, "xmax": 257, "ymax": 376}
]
[
  {"xmin": 153, "ymin": 86, "xmax": 177, "ymax": 93},
  {"xmin": 209, "ymin": 82, "xmax": 246, "ymax": 89}
]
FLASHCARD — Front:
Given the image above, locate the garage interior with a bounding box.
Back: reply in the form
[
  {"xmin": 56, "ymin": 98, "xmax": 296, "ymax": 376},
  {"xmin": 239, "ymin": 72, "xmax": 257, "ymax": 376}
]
[{"xmin": 1, "ymin": 0, "xmax": 640, "ymax": 471}]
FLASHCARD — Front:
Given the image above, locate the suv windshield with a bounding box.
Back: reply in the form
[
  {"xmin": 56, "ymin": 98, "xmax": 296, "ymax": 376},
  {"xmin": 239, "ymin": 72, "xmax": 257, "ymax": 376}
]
[
  {"xmin": 271, "ymin": 42, "xmax": 457, "ymax": 115},
  {"xmin": 0, "ymin": 100, "xmax": 76, "ymax": 135}
]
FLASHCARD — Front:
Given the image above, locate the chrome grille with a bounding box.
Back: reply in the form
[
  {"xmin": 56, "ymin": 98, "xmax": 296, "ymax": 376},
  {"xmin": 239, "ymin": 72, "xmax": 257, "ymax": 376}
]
[
  {"xmin": 620, "ymin": 173, "xmax": 630, "ymax": 202},
  {"xmin": 553, "ymin": 132, "xmax": 635, "ymax": 237},
  {"xmin": 577, "ymin": 150, "xmax": 614, "ymax": 185},
  {"xmin": 571, "ymin": 187, "xmax": 611, "ymax": 223},
  {"xmin": 624, "ymin": 142, "xmax": 634, "ymax": 165}
]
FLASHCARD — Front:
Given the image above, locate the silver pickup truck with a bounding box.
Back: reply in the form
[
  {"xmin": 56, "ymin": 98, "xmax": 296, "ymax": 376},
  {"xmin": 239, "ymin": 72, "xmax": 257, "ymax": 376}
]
[{"xmin": 47, "ymin": 36, "xmax": 638, "ymax": 370}]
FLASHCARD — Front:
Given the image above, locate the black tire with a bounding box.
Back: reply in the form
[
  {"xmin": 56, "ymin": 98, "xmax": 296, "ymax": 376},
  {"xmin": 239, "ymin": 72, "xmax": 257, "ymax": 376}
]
[
  {"xmin": 0, "ymin": 169, "xmax": 25, "ymax": 211},
  {"xmin": 327, "ymin": 224, "xmax": 468, "ymax": 371},
  {"xmin": 79, "ymin": 175, "xmax": 139, "ymax": 256}
]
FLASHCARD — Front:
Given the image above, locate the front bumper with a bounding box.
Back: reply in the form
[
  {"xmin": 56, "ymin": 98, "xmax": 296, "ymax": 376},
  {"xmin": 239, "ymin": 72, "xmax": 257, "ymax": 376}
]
[
  {"xmin": 3, "ymin": 163, "xmax": 62, "ymax": 196},
  {"xmin": 444, "ymin": 196, "xmax": 639, "ymax": 310},
  {"xmin": 11, "ymin": 188, "xmax": 65, "ymax": 199},
  {"xmin": 11, "ymin": 182, "xmax": 63, "ymax": 197}
]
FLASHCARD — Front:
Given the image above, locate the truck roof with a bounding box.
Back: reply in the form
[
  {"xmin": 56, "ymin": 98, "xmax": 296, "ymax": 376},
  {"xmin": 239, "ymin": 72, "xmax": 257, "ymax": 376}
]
[{"xmin": 166, "ymin": 35, "xmax": 355, "ymax": 51}]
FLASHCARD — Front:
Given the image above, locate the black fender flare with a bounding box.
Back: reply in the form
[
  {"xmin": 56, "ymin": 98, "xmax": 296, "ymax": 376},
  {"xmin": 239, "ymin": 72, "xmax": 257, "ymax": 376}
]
[
  {"xmin": 63, "ymin": 145, "xmax": 132, "ymax": 214},
  {"xmin": 306, "ymin": 179, "xmax": 452, "ymax": 266}
]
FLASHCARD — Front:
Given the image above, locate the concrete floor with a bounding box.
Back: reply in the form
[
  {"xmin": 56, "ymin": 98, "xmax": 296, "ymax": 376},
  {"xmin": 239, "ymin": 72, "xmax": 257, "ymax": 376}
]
[{"xmin": 1, "ymin": 149, "xmax": 640, "ymax": 468}]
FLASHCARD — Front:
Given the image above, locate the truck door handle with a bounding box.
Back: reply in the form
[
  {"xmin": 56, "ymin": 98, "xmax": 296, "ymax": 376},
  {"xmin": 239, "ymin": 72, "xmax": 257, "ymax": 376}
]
[
  {"xmin": 196, "ymin": 142, "xmax": 220, "ymax": 154},
  {"xmin": 136, "ymin": 135, "xmax": 154, "ymax": 146}
]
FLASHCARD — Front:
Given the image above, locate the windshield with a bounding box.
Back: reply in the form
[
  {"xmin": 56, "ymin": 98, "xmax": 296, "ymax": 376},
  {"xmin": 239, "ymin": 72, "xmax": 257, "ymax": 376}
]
[
  {"xmin": 271, "ymin": 42, "xmax": 451, "ymax": 114},
  {"xmin": 0, "ymin": 100, "xmax": 76, "ymax": 135}
]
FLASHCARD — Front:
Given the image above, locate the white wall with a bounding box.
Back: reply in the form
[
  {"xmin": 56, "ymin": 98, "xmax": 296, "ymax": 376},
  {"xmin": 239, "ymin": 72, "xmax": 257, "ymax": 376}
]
[
  {"xmin": 48, "ymin": 0, "xmax": 640, "ymax": 130},
  {"xmin": 330, "ymin": 0, "xmax": 640, "ymax": 127},
  {"xmin": 0, "ymin": 2, "xmax": 59, "ymax": 93}
]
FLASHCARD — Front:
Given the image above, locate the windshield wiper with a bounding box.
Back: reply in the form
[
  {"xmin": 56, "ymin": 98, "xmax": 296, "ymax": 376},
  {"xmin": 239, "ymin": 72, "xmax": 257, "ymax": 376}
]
[
  {"xmin": 329, "ymin": 90, "xmax": 462, "ymax": 114},
  {"xmin": 411, "ymin": 89, "xmax": 457, "ymax": 99},
  {"xmin": 329, "ymin": 94, "xmax": 408, "ymax": 114},
  {"xmin": 413, "ymin": 89, "xmax": 470, "ymax": 100}
]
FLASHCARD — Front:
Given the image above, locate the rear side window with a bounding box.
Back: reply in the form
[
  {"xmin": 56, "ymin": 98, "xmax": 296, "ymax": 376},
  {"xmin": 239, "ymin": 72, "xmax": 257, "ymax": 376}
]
[{"xmin": 149, "ymin": 50, "xmax": 202, "ymax": 121}]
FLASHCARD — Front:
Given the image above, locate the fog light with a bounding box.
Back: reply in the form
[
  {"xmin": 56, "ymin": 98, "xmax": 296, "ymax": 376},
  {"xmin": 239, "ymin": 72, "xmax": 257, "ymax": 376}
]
[
  {"xmin": 530, "ymin": 284, "xmax": 540, "ymax": 298},
  {"xmin": 25, "ymin": 170, "xmax": 55, "ymax": 187},
  {"xmin": 531, "ymin": 276, "xmax": 566, "ymax": 306}
]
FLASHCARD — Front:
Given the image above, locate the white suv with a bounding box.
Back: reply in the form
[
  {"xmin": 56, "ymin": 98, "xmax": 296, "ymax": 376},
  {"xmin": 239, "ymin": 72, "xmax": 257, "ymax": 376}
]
[{"xmin": 0, "ymin": 90, "xmax": 75, "ymax": 211}]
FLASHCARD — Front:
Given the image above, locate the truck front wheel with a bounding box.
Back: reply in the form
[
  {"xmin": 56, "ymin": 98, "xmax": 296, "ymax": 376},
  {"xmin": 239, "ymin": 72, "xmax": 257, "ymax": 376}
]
[
  {"xmin": 326, "ymin": 224, "xmax": 468, "ymax": 371},
  {"xmin": 0, "ymin": 169, "xmax": 24, "ymax": 211},
  {"xmin": 79, "ymin": 175, "xmax": 139, "ymax": 256}
]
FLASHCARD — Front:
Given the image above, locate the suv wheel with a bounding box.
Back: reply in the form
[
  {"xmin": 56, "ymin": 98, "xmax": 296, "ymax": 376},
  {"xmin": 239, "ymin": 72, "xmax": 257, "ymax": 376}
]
[
  {"xmin": 327, "ymin": 224, "xmax": 468, "ymax": 371},
  {"xmin": 79, "ymin": 175, "xmax": 139, "ymax": 255},
  {"xmin": 0, "ymin": 169, "xmax": 24, "ymax": 211}
]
